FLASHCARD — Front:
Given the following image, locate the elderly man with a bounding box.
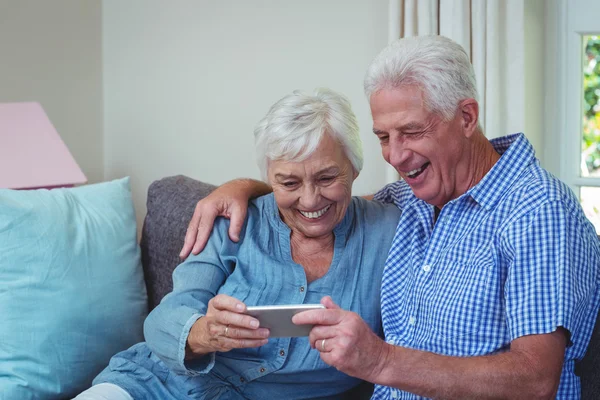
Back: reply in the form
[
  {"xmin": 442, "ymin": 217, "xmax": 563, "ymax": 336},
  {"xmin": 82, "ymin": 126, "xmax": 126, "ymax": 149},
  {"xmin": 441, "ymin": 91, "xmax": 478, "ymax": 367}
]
[{"xmin": 180, "ymin": 36, "xmax": 600, "ymax": 399}]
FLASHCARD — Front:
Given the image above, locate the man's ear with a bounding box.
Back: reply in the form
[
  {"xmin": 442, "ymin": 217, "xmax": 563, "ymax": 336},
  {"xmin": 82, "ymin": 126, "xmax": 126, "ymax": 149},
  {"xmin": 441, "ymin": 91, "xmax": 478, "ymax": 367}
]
[{"xmin": 460, "ymin": 99, "xmax": 479, "ymax": 138}]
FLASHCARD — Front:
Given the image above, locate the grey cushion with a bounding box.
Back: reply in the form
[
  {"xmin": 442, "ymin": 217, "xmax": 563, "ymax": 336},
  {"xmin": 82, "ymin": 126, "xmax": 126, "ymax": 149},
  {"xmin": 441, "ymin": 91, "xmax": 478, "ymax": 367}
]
[{"xmin": 140, "ymin": 175, "xmax": 216, "ymax": 310}]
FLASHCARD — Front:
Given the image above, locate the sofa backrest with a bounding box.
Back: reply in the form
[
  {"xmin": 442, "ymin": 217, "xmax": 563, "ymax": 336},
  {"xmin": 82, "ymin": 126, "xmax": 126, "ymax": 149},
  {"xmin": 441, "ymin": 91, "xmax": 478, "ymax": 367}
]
[{"xmin": 140, "ymin": 175, "xmax": 216, "ymax": 310}]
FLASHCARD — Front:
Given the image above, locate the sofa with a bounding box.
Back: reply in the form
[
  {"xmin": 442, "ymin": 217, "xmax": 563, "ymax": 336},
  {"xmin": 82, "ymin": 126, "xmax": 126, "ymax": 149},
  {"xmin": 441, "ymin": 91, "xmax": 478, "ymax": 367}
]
[
  {"xmin": 142, "ymin": 175, "xmax": 600, "ymax": 400},
  {"xmin": 1, "ymin": 175, "xmax": 598, "ymax": 399}
]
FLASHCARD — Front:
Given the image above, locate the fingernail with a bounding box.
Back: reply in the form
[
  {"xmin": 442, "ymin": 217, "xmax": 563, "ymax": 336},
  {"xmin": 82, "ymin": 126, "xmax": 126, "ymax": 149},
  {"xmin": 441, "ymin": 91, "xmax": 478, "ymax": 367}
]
[
  {"xmin": 250, "ymin": 320, "xmax": 259, "ymax": 328},
  {"xmin": 236, "ymin": 303, "xmax": 244, "ymax": 311}
]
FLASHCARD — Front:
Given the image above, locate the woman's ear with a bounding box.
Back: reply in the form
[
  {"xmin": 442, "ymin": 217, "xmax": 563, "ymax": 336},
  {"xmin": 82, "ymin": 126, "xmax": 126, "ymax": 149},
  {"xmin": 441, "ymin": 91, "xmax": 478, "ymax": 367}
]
[{"xmin": 460, "ymin": 99, "xmax": 479, "ymax": 138}]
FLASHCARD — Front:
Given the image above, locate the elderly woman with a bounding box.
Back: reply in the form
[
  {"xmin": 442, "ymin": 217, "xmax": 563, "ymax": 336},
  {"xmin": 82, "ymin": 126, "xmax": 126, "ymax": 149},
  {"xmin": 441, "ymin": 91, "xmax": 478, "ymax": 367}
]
[{"xmin": 75, "ymin": 88, "xmax": 400, "ymax": 400}]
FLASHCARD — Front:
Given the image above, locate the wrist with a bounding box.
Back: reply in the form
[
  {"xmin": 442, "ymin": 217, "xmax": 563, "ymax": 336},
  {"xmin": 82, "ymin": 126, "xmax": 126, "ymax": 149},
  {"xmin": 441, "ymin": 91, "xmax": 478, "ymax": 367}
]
[
  {"xmin": 368, "ymin": 341, "xmax": 399, "ymax": 386},
  {"xmin": 228, "ymin": 178, "xmax": 271, "ymax": 199},
  {"xmin": 186, "ymin": 318, "xmax": 212, "ymax": 358}
]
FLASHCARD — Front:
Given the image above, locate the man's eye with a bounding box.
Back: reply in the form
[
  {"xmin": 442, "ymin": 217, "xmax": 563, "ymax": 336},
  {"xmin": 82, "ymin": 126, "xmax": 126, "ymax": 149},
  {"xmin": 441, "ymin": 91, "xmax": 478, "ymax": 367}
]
[
  {"xmin": 378, "ymin": 135, "xmax": 389, "ymax": 144},
  {"xmin": 320, "ymin": 176, "xmax": 334, "ymax": 183},
  {"xmin": 283, "ymin": 182, "xmax": 298, "ymax": 188}
]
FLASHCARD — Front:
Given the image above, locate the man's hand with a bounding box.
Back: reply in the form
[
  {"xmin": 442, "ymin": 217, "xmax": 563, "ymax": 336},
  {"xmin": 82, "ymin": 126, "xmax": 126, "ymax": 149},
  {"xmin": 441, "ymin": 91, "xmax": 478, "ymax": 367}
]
[
  {"xmin": 179, "ymin": 179, "xmax": 272, "ymax": 258},
  {"xmin": 292, "ymin": 296, "xmax": 388, "ymax": 381}
]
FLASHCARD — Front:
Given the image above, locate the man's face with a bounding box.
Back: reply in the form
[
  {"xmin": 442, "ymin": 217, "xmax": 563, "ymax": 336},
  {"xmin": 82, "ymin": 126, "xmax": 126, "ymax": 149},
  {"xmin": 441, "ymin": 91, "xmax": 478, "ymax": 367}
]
[{"xmin": 370, "ymin": 86, "xmax": 468, "ymax": 208}]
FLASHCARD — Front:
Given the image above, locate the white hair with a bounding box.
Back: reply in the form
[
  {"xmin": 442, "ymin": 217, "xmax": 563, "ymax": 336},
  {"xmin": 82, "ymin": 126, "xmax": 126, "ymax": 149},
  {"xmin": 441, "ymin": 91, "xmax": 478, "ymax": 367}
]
[
  {"xmin": 254, "ymin": 88, "xmax": 363, "ymax": 181},
  {"xmin": 364, "ymin": 35, "xmax": 478, "ymax": 121}
]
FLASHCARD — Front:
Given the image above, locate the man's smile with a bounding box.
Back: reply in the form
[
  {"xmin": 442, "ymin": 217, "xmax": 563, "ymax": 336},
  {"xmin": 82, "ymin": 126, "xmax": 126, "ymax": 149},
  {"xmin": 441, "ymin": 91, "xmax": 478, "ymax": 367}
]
[{"xmin": 405, "ymin": 162, "xmax": 430, "ymax": 179}]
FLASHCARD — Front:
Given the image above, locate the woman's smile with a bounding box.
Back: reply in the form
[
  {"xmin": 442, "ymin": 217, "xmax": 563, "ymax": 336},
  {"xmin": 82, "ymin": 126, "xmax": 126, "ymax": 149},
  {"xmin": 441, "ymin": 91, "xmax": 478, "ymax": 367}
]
[{"xmin": 298, "ymin": 204, "xmax": 332, "ymax": 220}]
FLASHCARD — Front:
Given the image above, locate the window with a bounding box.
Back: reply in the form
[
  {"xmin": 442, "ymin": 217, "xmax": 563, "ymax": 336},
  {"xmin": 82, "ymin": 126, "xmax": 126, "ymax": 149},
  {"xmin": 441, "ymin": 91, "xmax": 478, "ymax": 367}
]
[
  {"xmin": 581, "ymin": 35, "xmax": 600, "ymax": 232},
  {"xmin": 548, "ymin": 0, "xmax": 600, "ymax": 234}
]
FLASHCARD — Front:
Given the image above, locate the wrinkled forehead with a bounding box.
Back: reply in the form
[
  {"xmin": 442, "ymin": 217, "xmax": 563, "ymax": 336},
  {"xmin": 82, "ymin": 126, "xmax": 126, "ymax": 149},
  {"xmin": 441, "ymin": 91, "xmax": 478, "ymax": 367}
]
[{"xmin": 266, "ymin": 136, "xmax": 351, "ymax": 177}]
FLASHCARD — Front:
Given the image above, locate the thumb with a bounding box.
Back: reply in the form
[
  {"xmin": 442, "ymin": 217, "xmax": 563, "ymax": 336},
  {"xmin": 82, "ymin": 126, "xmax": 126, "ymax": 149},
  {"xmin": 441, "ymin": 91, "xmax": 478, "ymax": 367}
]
[
  {"xmin": 321, "ymin": 296, "xmax": 341, "ymax": 310},
  {"xmin": 227, "ymin": 204, "xmax": 247, "ymax": 242}
]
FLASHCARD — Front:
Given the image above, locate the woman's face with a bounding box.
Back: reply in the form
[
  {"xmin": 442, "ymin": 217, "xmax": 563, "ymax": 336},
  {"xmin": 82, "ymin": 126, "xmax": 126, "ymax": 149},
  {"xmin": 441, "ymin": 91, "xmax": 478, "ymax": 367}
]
[{"xmin": 267, "ymin": 134, "xmax": 358, "ymax": 240}]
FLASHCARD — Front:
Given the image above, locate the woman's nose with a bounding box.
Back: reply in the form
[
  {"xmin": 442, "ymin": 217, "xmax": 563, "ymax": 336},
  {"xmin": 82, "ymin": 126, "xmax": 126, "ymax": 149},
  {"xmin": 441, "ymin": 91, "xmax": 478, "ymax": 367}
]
[{"xmin": 299, "ymin": 185, "xmax": 320, "ymax": 209}]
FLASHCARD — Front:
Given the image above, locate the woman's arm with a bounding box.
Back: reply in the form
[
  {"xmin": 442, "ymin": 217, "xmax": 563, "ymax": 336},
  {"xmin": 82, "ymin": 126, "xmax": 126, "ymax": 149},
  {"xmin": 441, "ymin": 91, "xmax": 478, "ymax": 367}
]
[{"xmin": 145, "ymin": 219, "xmax": 267, "ymax": 374}]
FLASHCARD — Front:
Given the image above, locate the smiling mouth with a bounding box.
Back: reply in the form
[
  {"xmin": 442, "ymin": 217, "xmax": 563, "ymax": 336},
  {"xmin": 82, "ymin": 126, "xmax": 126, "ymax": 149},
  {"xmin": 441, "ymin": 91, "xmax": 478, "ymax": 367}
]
[
  {"xmin": 298, "ymin": 204, "xmax": 331, "ymax": 219},
  {"xmin": 406, "ymin": 162, "xmax": 430, "ymax": 179}
]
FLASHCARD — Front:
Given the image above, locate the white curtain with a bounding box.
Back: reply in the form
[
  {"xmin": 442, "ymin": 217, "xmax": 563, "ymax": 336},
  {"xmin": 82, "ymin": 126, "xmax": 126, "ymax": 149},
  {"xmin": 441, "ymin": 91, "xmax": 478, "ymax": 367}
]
[{"xmin": 385, "ymin": 0, "xmax": 526, "ymax": 183}]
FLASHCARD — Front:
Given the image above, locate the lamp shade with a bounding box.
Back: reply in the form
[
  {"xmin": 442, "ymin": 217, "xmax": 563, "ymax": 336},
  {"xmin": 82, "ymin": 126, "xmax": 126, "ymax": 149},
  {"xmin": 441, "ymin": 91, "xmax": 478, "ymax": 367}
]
[{"xmin": 0, "ymin": 102, "xmax": 87, "ymax": 189}]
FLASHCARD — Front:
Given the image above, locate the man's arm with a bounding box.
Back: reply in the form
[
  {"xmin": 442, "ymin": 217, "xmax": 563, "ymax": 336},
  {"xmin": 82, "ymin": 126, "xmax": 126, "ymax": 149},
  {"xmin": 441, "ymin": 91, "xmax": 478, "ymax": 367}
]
[
  {"xmin": 180, "ymin": 178, "xmax": 271, "ymax": 258},
  {"xmin": 371, "ymin": 329, "xmax": 566, "ymax": 399},
  {"xmin": 297, "ymin": 300, "xmax": 566, "ymax": 400}
]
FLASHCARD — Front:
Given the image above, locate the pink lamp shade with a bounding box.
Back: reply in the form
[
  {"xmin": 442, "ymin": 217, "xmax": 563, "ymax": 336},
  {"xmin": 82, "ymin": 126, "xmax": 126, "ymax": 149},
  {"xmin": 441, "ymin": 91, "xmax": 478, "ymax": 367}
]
[{"xmin": 0, "ymin": 102, "xmax": 87, "ymax": 189}]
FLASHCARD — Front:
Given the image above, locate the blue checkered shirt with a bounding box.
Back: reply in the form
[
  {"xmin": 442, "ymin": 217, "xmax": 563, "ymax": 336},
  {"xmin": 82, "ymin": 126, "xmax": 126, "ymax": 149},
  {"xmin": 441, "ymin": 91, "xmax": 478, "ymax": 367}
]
[{"xmin": 371, "ymin": 133, "xmax": 600, "ymax": 399}]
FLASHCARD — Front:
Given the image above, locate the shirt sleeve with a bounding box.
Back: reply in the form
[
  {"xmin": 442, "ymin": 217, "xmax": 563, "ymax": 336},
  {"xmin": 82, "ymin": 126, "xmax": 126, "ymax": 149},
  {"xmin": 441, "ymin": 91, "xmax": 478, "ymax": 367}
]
[
  {"xmin": 143, "ymin": 218, "xmax": 237, "ymax": 376},
  {"xmin": 373, "ymin": 182, "xmax": 398, "ymax": 204},
  {"xmin": 502, "ymin": 199, "xmax": 599, "ymax": 349}
]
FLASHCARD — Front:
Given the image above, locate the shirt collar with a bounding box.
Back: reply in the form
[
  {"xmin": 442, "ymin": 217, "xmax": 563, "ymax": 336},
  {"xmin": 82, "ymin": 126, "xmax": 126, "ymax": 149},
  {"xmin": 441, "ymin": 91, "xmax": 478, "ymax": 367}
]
[{"xmin": 466, "ymin": 133, "xmax": 536, "ymax": 210}]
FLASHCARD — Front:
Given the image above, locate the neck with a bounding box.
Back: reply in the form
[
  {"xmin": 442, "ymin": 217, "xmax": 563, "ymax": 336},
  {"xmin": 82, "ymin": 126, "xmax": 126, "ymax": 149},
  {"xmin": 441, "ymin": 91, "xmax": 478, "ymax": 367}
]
[
  {"xmin": 290, "ymin": 232, "xmax": 335, "ymax": 254},
  {"xmin": 289, "ymin": 231, "xmax": 335, "ymax": 283},
  {"xmin": 460, "ymin": 131, "xmax": 501, "ymax": 193}
]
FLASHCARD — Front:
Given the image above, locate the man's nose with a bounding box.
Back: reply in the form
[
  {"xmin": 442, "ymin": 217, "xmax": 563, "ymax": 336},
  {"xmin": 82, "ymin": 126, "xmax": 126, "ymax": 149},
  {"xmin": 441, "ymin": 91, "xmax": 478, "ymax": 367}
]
[{"xmin": 387, "ymin": 138, "xmax": 410, "ymax": 168}]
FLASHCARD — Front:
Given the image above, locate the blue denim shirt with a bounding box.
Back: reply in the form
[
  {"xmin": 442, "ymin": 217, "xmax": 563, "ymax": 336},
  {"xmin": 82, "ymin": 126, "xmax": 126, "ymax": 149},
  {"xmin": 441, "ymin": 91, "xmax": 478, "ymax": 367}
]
[{"xmin": 139, "ymin": 194, "xmax": 400, "ymax": 399}]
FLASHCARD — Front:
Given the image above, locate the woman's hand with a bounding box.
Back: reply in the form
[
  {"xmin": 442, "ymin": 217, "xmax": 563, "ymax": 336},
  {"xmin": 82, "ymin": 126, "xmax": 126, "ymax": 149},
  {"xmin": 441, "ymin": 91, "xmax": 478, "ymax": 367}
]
[
  {"xmin": 186, "ymin": 294, "xmax": 270, "ymax": 358},
  {"xmin": 179, "ymin": 179, "xmax": 272, "ymax": 259},
  {"xmin": 292, "ymin": 296, "xmax": 390, "ymax": 382}
]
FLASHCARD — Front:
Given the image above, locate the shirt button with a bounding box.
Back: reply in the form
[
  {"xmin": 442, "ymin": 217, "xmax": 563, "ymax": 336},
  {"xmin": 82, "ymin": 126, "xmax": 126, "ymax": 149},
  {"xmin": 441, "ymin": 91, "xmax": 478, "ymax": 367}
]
[
  {"xmin": 408, "ymin": 316, "xmax": 416, "ymax": 325},
  {"xmin": 299, "ymin": 286, "xmax": 305, "ymax": 292},
  {"xmin": 260, "ymin": 367, "xmax": 266, "ymax": 373},
  {"xmin": 391, "ymin": 389, "xmax": 399, "ymax": 399},
  {"xmin": 423, "ymin": 264, "xmax": 431, "ymax": 272},
  {"xmin": 240, "ymin": 377, "xmax": 245, "ymax": 383},
  {"xmin": 279, "ymin": 349, "xmax": 285, "ymax": 356}
]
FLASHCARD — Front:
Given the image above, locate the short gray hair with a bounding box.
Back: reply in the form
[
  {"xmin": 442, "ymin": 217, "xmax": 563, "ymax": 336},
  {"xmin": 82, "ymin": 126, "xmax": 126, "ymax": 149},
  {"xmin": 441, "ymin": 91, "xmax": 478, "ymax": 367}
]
[
  {"xmin": 254, "ymin": 88, "xmax": 363, "ymax": 181},
  {"xmin": 364, "ymin": 35, "xmax": 478, "ymax": 121}
]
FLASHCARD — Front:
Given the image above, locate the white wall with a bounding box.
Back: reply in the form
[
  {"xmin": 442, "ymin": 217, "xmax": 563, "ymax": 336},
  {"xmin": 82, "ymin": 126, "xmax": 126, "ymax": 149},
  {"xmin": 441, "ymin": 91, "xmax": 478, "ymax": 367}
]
[
  {"xmin": 102, "ymin": 0, "xmax": 390, "ymax": 228},
  {"xmin": 0, "ymin": 0, "xmax": 103, "ymax": 183}
]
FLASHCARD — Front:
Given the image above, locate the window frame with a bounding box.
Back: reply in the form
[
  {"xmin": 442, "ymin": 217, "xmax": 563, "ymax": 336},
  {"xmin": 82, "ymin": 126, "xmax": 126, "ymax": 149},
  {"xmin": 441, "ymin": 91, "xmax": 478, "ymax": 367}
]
[{"xmin": 545, "ymin": 0, "xmax": 600, "ymax": 193}]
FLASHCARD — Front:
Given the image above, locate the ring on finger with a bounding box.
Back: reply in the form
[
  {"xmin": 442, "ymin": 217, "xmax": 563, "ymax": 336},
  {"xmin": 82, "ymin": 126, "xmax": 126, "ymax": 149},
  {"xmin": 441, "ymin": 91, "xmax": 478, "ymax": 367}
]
[
  {"xmin": 320, "ymin": 339, "xmax": 326, "ymax": 351},
  {"xmin": 224, "ymin": 325, "xmax": 229, "ymax": 337}
]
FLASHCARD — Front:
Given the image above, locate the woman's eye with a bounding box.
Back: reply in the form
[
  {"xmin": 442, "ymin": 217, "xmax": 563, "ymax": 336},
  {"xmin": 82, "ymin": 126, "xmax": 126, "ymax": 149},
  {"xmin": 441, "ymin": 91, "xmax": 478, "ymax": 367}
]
[
  {"xmin": 320, "ymin": 176, "xmax": 334, "ymax": 183},
  {"xmin": 283, "ymin": 182, "xmax": 298, "ymax": 188}
]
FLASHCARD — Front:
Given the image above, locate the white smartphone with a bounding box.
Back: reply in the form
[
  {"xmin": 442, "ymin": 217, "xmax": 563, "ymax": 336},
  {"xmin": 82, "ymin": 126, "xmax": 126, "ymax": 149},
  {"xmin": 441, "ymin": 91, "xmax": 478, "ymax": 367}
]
[{"xmin": 246, "ymin": 304, "xmax": 325, "ymax": 338}]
